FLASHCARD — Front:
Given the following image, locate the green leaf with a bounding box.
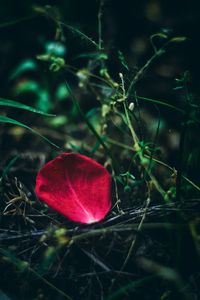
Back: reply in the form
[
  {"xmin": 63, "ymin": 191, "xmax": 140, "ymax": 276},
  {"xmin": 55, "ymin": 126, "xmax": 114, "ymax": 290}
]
[
  {"xmin": 0, "ymin": 15, "xmax": 34, "ymax": 29},
  {"xmin": 46, "ymin": 41, "xmax": 66, "ymax": 57},
  {"xmin": 36, "ymin": 90, "xmax": 51, "ymax": 112},
  {"xmin": 0, "ymin": 97, "xmax": 55, "ymax": 116},
  {"xmin": 55, "ymin": 83, "xmax": 70, "ymax": 101},
  {"xmin": 154, "ymin": 33, "xmax": 168, "ymax": 39},
  {"xmin": 13, "ymin": 80, "xmax": 40, "ymax": 96},
  {"xmin": 48, "ymin": 115, "xmax": 67, "ymax": 127},
  {"xmin": 105, "ymin": 275, "xmax": 157, "ymax": 300},
  {"xmin": 137, "ymin": 96, "xmax": 184, "ymax": 113},
  {"xmin": 1, "ymin": 155, "xmax": 19, "ymax": 179},
  {"xmin": 0, "ymin": 248, "xmax": 29, "ymax": 272},
  {"xmin": 85, "ymin": 107, "xmax": 99, "ymax": 119},
  {"xmin": 75, "ymin": 52, "xmax": 108, "ymax": 60},
  {"xmin": 0, "ymin": 116, "xmax": 59, "ymax": 148},
  {"xmin": 0, "ymin": 290, "xmax": 12, "ymax": 300},
  {"xmin": 169, "ymin": 36, "xmax": 187, "ymax": 43},
  {"xmin": 0, "ymin": 246, "xmax": 72, "ymax": 300},
  {"xmin": 10, "ymin": 59, "xmax": 37, "ymax": 80},
  {"xmin": 118, "ymin": 50, "xmax": 129, "ymax": 70}
]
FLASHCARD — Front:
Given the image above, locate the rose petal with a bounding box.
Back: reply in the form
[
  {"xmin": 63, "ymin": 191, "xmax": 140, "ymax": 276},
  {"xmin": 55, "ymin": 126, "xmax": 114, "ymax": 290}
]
[{"xmin": 35, "ymin": 153, "xmax": 112, "ymax": 224}]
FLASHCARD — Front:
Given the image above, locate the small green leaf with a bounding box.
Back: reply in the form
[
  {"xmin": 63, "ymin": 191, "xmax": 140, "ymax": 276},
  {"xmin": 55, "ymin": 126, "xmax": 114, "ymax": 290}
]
[
  {"xmin": 0, "ymin": 247, "xmax": 29, "ymax": 272},
  {"xmin": 1, "ymin": 155, "xmax": 19, "ymax": 179},
  {"xmin": 75, "ymin": 52, "xmax": 108, "ymax": 60},
  {"xmin": 170, "ymin": 36, "xmax": 187, "ymax": 43},
  {"xmin": 118, "ymin": 51, "xmax": 129, "ymax": 70},
  {"xmin": 56, "ymin": 83, "xmax": 70, "ymax": 101},
  {"xmin": 151, "ymin": 33, "xmax": 168, "ymax": 40},
  {"xmin": 0, "ymin": 116, "xmax": 59, "ymax": 148},
  {"xmin": 46, "ymin": 41, "xmax": 66, "ymax": 57},
  {"xmin": 10, "ymin": 59, "xmax": 37, "ymax": 80},
  {"xmin": 102, "ymin": 104, "xmax": 111, "ymax": 117},
  {"xmin": 49, "ymin": 57, "xmax": 65, "ymax": 72},
  {"xmin": 0, "ymin": 97, "xmax": 55, "ymax": 116},
  {"xmin": 36, "ymin": 90, "xmax": 51, "ymax": 112},
  {"xmin": 48, "ymin": 115, "xmax": 67, "ymax": 127},
  {"xmin": 86, "ymin": 107, "xmax": 99, "ymax": 119},
  {"xmin": 13, "ymin": 80, "xmax": 40, "ymax": 96}
]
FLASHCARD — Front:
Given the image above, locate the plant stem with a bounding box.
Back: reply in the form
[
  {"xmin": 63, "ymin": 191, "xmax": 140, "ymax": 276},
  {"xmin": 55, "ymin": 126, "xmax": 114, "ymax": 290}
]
[
  {"xmin": 176, "ymin": 72, "xmax": 191, "ymax": 203},
  {"xmin": 65, "ymin": 81, "xmax": 121, "ymax": 173},
  {"xmin": 124, "ymin": 100, "xmax": 167, "ymax": 200},
  {"xmin": 106, "ymin": 137, "xmax": 200, "ymax": 192},
  {"xmin": 119, "ymin": 73, "xmax": 168, "ymax": 201},
  {"xmin": 98, "ymin": 0, "xmax": 104, "ymax": 50},
  {"xmin": 127, "ymin": 46, "xmax": 166, "ymax": 96}
]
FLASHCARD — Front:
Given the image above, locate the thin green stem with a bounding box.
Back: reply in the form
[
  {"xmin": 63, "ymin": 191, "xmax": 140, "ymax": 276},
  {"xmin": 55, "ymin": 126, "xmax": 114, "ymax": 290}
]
[
  {"xmin": 0, "ymin": 15, "xmax": 35, "ymax": 29},
  {"xmin": 64, "ymin": 81, "xmax": 120, "ymax": 173},
  {"xmin": 98, "ymin": 0, "xmax": 104, "ymax": 50},
  {"xmin": 127, "ymin": 46, "xmax": 166, "ymax": 96},
  {"xmin": 60, "ymin": 22, "xmax": 99, "ymax": 49},
  {"xmin": 30, "ymin": 268, "xmax": 73, "ymax": 300},
  {"xmin": 119, "ymin": 73, "xmax": 168, "ymax": 201},
  {"xmin": 106, "ymin": 138, "xmax": 200, "ymax": 192},
  {"xmin": 176, "ymin": 72, "xmax": 191, "ymax": 203},
  {"xmin": 137, "ymin": 96, "xmax": 184, "ymax": 113}
]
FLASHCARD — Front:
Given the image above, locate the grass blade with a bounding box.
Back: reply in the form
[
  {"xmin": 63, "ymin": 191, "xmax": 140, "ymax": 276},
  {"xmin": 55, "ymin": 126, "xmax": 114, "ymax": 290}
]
[
  {"xmin": 0, "ymin": 97, "xmax": 55, "ymax": 116},
  {"xmin": 105, "ymin": 275, "xmax": 157, "ymax": 300},
  {"xmin": 0, "ymin": 116, "xmax": 59, "ymax": 148},
  {"xmin": 0, "ymin": 15, "xmax": 34, "ymax": 29},
  {"xmin": 137, "ymin": 96, "xmax": 184, "ymax": 113}
]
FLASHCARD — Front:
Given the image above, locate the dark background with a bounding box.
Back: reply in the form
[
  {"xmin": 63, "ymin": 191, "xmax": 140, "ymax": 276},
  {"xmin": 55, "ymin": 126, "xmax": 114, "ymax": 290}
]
[
  {"xmin": 1, "ymin": 0, "xmax": 200, "ymax": 179},
  {"xmin": 0, "ymin": 0, "xmax": 200, "ymax": 84},
  {"xmin": 0, "ymin": 2, "xmax": 200, "ymax": 300}
]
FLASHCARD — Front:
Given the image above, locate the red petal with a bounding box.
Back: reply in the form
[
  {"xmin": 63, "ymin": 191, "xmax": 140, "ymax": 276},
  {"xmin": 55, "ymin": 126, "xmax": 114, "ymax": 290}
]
[{"xmin": 35, "ymin": 153, "xmax": 112, "ymax": 224}]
